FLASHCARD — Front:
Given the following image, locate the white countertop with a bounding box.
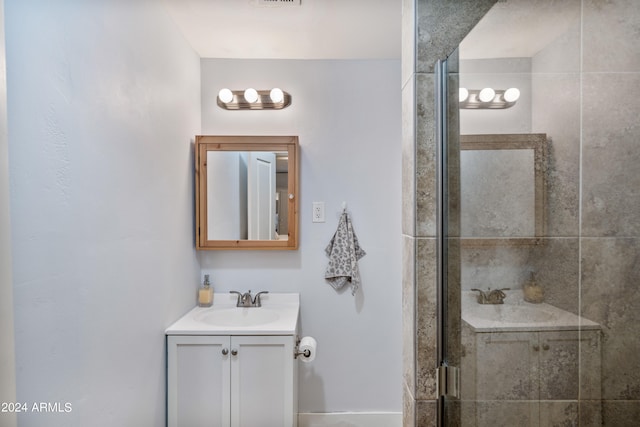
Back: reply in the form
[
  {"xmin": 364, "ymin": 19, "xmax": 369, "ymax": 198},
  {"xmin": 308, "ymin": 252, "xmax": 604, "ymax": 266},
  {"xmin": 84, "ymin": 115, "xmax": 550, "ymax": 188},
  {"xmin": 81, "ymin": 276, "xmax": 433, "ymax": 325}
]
[
  {"xmin": 462, "ymin": 290, "xmax": 600, "ymax": 332},
  {"xmin": 165, "ymin": 293, "xmax": 299, "ymax": 336}
]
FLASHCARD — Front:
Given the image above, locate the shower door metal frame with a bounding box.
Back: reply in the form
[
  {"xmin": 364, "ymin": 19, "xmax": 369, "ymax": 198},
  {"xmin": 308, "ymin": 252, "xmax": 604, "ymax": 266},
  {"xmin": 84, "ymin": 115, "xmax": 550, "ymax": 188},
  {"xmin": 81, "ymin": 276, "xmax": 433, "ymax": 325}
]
[{"xmin": 436, "ymin": 57, "xmax": 460, "ymax": 426}]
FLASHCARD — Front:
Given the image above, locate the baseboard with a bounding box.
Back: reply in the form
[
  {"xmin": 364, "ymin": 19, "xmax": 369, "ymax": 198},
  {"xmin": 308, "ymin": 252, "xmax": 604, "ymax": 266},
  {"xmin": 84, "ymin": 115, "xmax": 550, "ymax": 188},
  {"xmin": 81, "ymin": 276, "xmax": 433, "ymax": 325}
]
[{"xmin": 297, "ymin": 412, "xmax": 402, "ymax": 427}]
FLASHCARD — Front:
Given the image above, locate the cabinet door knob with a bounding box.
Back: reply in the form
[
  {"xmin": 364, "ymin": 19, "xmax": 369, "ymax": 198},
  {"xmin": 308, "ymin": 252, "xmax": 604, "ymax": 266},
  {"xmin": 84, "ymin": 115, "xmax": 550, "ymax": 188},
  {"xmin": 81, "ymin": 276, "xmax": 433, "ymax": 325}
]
[
  {"xmin": 222, "ymin": 348, "xmax": 229, "ymax": 356},
  {"xmin": 542, "ymin": 344, "xmax": 550, "ymax": 351},
  {"xmin": 533, "ymin": 345, "xmax": 540, "ymax": 352},
  {"xmin": 231, "ymin": 349, "xmax": 238, "ymax": 356}
]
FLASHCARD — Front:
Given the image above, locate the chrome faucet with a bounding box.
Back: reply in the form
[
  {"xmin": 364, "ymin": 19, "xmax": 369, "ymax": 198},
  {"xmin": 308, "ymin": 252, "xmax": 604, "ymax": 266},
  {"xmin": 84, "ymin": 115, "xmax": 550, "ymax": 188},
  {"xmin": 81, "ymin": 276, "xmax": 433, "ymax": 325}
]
[
  {"xmin": 230, "ymin": 290, "xmax": 269, "ymax": 307},
  {"xmin": 471, "ymin": 288, "xmax": 510, "ymax": 304}
]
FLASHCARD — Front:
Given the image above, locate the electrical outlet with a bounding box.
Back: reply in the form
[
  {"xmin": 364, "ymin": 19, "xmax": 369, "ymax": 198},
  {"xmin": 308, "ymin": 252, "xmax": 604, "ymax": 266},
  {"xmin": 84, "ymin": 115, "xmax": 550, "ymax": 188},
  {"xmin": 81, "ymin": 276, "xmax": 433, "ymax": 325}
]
[{"xmin": 312, "ymin": 202, "xmax": 325, "ymax": 223}]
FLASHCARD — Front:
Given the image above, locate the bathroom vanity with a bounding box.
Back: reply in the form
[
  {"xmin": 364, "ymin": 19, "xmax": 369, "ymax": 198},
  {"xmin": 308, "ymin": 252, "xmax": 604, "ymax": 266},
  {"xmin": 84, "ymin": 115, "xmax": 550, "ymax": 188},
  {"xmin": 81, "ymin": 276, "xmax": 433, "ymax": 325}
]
[
  {"xmin": 165, "ymin": 293, "xmax": 300, "ymax": 427},
  {"xmin": 460, "ymin": 291, "xmax": 602, "ymax": 426}
]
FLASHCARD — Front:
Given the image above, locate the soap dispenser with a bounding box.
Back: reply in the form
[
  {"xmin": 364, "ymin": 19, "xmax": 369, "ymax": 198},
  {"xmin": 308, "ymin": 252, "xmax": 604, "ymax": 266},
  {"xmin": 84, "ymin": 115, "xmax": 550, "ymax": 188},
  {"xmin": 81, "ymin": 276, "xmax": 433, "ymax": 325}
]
[
  {"xmin": 198, "ymin": 274, "xmax": 213, "ymax": 307},
  {"xmin": 523, "ymin": 271, "xmax": 544, "ymax": 303}
]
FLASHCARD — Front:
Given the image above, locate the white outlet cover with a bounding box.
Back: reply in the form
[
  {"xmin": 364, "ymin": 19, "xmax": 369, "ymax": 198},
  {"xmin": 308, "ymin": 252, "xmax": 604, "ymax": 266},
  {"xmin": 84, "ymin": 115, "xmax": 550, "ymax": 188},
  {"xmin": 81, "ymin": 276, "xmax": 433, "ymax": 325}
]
[{"xmin": 312, "ymin": 202, "xmax": 325, "ymax": 223}]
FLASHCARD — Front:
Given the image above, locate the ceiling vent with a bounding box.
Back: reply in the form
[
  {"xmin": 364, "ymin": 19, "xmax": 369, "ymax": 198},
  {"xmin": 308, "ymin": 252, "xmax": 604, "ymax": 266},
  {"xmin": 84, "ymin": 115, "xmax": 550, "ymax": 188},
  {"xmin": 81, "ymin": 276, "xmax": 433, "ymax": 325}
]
[{"xmin": 256, "ymin": 0, "xmax": 301, "ymax": 6}]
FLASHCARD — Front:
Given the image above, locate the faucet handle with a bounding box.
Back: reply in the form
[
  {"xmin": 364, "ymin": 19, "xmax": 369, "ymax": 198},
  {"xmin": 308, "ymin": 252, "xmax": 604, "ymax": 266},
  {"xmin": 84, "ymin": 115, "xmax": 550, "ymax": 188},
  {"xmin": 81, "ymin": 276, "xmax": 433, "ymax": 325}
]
[
  {"xmin": 470, "ymin": 288, "xmax": 487, "ymax": 303},
  {"xmin": 230, "ymin": 291, "xmax": 242, "ymax": 305},
  {"xmin": 252, "ymin": 291, "xmax": 269, "ymax": 307}
]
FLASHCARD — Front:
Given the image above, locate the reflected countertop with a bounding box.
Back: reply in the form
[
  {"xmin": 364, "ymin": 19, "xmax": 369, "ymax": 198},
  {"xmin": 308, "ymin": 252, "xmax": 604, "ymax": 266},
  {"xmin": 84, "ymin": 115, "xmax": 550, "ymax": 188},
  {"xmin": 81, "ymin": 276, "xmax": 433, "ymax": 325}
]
[{"xmin": 462, "ymin": 290, "xmax": 600, "ymax": 332}]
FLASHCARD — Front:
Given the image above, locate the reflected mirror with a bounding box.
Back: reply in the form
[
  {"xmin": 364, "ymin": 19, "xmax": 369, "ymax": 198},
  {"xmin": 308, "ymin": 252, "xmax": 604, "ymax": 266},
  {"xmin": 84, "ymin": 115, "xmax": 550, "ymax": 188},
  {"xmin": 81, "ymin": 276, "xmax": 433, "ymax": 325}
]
[
  {"xmin": 195, "ymin": 135, "xmax": 299, "ymax": 250},
  {"xmin": 460, "ymin": 133, "xmax": 547, "ymax": 246}
]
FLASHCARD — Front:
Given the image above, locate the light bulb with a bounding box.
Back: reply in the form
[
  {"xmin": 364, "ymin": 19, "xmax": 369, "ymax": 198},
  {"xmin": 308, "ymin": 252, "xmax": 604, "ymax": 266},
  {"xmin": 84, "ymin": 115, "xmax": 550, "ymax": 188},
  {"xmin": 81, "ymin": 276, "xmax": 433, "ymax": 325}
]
[
  {"xmin": 459, "ymin": 87, "xmax": 469, "ymax": 102},
  {"xmin": 244, "ymin": 88, "xmax": 259, "ymax": 103},
  {"xmin": 503, "ymin": 87, "xmax": 520, "ymax": 103},
  {"xmin": 218, "ymin": 88, "xmax": 233, "ymax": 104},
  {"xmin": 479, "ymin": 88, "xmax": 496, "ymax": 103},
  {"xmin": 269, "ymin": 88, "xmax": 284, "ymax": 103}
]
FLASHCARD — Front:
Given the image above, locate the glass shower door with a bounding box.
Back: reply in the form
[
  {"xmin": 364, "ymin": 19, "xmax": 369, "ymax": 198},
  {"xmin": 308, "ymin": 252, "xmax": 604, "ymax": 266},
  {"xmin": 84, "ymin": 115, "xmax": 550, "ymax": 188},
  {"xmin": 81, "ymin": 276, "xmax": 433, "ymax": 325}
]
[{"xmin": 437, "ymin": 1, "xmax": 640, "ymax": 425}]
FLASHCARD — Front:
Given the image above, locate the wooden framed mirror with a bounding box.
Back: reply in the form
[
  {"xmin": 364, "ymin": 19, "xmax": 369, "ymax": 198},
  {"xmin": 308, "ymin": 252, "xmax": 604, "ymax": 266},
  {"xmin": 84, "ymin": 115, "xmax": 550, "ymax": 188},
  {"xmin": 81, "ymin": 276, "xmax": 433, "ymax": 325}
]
[
  {"xmin": 460, "ymin": 133, "xmax": 547, "ymax": 247},
  {"xmin": 195, "ymin": 135, "xmax": 299, "ymax": 250}
]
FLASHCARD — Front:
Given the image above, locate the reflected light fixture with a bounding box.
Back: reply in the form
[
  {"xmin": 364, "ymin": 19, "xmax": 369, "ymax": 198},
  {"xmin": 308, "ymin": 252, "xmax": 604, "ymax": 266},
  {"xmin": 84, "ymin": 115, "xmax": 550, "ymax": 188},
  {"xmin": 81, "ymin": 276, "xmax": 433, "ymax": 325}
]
[
  {"xmin": 459, "ymin": 87, "xmax": 469, "ymax": 102},
  {"xmin": 458, "ymin": 87, "xmax": 520, "ymax": 109},
  {"xmin": 216, "ymin": 87, "xmax": 292, "ymax": 110},
  {"xmin": 503, "ymin": 87, "xmax": 521, "ymax": 103},
  {"xmin": 270, "ymin": 88, "xmax": 284, "ymax": 103},
  {"xmin": 478, "ymin": 87, "xmax": 496, "ymax": 103}
]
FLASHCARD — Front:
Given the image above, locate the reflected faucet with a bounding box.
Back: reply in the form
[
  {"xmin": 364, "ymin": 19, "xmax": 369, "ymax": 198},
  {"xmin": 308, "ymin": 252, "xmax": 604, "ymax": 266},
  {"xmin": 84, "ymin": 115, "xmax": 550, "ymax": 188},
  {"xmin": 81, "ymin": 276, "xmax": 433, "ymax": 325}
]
[
  {"xmin": 230, "ymin": 290, "xmax": 269, "ymax": 307},
  {"xmin": 471, "ymin": 288, "xmax": 510, "ymax": 304}
]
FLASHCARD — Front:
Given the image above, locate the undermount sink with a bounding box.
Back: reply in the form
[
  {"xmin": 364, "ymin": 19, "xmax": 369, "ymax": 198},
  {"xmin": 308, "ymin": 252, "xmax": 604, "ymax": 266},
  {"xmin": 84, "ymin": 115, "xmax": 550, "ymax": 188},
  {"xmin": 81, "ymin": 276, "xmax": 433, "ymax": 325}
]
[
  {"xmin": 165, "ymin": 293, "xmax": 299, "ymax": 335},
  {"xmin": 194, "ymin": 307, "xmax": 280, "ymax": 327}
]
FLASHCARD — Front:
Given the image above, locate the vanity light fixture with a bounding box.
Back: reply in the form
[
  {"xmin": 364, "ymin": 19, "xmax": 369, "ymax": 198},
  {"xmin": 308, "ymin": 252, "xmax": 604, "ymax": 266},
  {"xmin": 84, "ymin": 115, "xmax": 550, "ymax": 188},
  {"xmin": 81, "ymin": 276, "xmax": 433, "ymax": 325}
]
[
  {"xmin": 218, "ymin": 88, "xmax": 233, "ymax": 104},
  {"xmin": 459, "ymin": 87, "xmax": 520, "ymax": 109},
  {"xmin": 216, "ymin": 87, "xmax": 292, "ymax": 110}
]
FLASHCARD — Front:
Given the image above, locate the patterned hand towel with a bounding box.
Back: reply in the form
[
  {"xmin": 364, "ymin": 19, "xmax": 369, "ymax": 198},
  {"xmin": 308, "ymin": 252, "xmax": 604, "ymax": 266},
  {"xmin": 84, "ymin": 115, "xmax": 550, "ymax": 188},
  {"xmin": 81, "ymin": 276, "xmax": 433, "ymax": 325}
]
[{"xmin": 325, "ymin": 212, "xmax": 366, "ymax": 295}]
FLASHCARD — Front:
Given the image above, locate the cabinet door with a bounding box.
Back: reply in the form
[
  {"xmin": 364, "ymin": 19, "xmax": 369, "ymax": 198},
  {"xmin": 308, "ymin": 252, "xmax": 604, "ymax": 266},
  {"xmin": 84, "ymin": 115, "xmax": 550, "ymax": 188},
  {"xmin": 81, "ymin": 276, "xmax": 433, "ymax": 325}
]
[
  {"xmin": 538, "ymin": 330, "xmax": 580, "ymax": 400},
  {"xmin": 230, "ymin": 335, "xmax": 295, "ymax": 427},
  {"xmin": 167, "ymin": 335, "xmax": 231, "ymax": 427},
  {"xmin": 474, "ymin": 332, "xmax": 539, "ymax": 427},
  {"xmin": 475, "ymin": 331, "xmax": 539, "ymax": 400}
]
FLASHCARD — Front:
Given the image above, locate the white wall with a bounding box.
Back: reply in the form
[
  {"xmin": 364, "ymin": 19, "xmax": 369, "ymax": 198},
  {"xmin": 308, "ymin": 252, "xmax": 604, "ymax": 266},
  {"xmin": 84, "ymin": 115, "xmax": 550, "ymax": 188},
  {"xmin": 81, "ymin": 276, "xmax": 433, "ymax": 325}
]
[
  {"xmin": 200, "ymin": 59, "xmax": 403, "ymax": 413},
  {"xmin": 0, "ymin": 0, "xmax": 17, "ymax": 426},
  {"xmin": 5, "ymin": 1, "xmax": 201, "ymax": 426}
]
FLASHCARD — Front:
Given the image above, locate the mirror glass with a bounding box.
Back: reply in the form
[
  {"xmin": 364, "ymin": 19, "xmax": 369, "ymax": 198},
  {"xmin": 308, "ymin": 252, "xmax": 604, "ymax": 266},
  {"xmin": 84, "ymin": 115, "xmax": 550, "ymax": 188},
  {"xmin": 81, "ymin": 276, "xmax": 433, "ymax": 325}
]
[
  {"xmin": 206, "ymin": 151, "xmax": 290, "ymax": 240},
  {"xmin": 196, "ymin": 136, "xmax": 299, "ymax": 250},
  {"xmin": 460, "ymin": 133, "xmax": 547, "ymax": 245}
]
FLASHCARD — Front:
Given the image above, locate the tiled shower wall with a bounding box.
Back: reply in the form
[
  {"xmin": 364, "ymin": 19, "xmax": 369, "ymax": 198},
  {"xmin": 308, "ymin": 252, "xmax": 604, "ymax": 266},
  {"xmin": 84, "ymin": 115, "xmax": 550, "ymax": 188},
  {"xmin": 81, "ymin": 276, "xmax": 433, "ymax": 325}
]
[
  {"xmin": 402, "ymin": 0, "xmax": 640, "ymax": 426},
  {"xmin": 577, "ymin": 1, "xmax": 640, "ymax": 423},
  {"xmin": 402, "ymin": 1, "xmax": 496, "ymax": 426}
]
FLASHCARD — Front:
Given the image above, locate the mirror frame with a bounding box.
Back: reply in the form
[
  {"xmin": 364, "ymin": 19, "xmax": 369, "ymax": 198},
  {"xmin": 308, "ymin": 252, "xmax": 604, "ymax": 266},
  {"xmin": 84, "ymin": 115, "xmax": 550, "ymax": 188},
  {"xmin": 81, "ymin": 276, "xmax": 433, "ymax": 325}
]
[
  {"xmin": 460, "ymin": 133, "xmax": 547, "ymax": 247},
  {"xmin": 195, "ymin": 135, "xmax": 299, "ymax": 250}
]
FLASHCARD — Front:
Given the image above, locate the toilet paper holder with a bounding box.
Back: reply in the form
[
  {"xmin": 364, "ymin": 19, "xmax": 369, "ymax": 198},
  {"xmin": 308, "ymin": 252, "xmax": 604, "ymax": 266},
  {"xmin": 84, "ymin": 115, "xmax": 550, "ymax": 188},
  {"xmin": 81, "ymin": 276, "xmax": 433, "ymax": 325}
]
[
  {"xmin": 294, "ymin": 336, "xmax": 314, "ymax": 359},
  {"xmin": 294, "ymin": 348, "xmax": 311, "ymax": 359}
]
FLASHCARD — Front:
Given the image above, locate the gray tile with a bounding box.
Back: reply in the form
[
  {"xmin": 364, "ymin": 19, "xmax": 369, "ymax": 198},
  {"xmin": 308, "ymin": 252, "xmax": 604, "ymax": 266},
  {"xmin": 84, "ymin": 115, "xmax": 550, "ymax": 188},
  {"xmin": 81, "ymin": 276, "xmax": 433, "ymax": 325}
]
[
  {"xmin": 579, "ymin": 400, "xmax": 603, "ymax": 427},
  {"xmin": 415, "ymin": 0, "xmax": 497, "ymax": 73},
  {"xmin": 415, "ymin": 238, "xmax": 438, "ymax": 400},
  {"xmin": 602, "ymin": 400, "xmax": 640, "ymax": 427},
  {"xmin": 582, "ymin": 73, "xmax": 640, "ymax": 237},
  {"xmin": 402, "ymin": 76, "xmax": 417, "ymax": 237},
  {"xmin": 582, "ymin": 238, "xmax": 640, "ymax": 400},
  {"xmin": 531, "ymin": 73, "xmax": 580, "ymax": 238},
  {"xmin": 404, "ymin": 382, "xmax": 416, "ymax": 427},
  {"xmin": 531, "ymin": 5, "xmax": 581, "ymax": 74},
  {"xmin": 403, "ymin": 235, "xmax": 416, "ymax": 395},
  {"xmin": 539, "ymin": 400, "xmax": 578, "ymax": 427},
  {"xmin": 415, "ymin": 73, "xmax": 437, "ymax": 237},
  {"xmin": 475, "ymin": 400, "xmax": 537, "ymax": 427},
  {"xmin": 583, "ymin": 0, "xmax": 640, "ymax": 72},
  {"xmin": 415, "ymin": 399, "xmax": 438, "ymax": 427}
]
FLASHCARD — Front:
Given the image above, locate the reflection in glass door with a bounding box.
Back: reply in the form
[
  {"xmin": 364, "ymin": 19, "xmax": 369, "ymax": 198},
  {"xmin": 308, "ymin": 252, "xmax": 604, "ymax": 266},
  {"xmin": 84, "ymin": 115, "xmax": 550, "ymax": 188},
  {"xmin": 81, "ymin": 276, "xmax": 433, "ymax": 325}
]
[{"xmin": 441, "ymin": 1, "xmax": 640, "ymax": 425}]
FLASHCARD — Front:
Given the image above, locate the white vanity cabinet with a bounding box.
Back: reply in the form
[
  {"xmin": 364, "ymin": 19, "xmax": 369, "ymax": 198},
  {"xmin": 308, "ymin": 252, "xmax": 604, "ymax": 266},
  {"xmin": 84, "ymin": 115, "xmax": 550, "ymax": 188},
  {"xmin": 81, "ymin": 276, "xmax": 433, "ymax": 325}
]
[{"xmin": 167, "ymin": 334, "xmax": 297, "ymax": 427}]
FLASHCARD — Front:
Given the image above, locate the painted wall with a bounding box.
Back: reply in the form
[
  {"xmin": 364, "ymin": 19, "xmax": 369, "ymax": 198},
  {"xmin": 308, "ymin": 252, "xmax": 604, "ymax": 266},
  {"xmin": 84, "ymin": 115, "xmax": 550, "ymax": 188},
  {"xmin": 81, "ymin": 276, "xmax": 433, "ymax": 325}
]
[
  {"xmin": 5, "ymin": 1, "xmax": 201, "ymax": 426},
  {"xmin": 0, "ymin": 0, "xmax": 17, "ymax": 426},
  {"xmin": 199, "ymin": 58, "xmax": 403, "ymax": 413}
]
